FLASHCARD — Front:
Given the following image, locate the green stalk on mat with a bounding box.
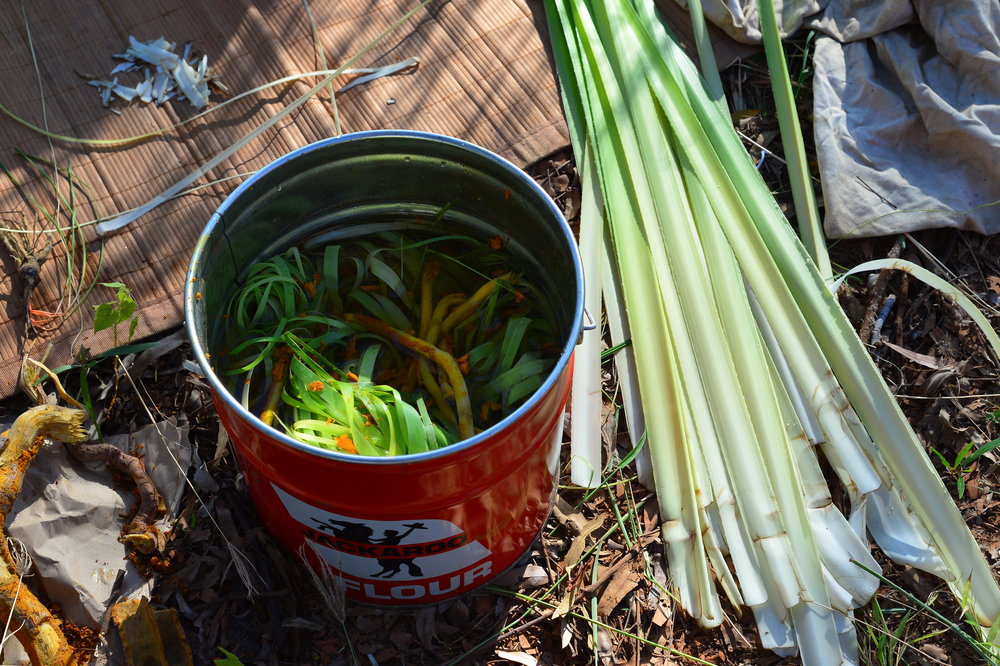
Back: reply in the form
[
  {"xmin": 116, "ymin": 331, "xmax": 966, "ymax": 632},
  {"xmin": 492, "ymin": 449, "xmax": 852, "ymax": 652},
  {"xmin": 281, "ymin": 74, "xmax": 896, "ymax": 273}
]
[
  {"xmin": 0, "ymin": 68, "xmax": 351, "ymax": 149},
  {"xmin": 545, "ymin": 0, "xmax": 1000, "ymax": 662},
  {"xmin": 301, "ymin": 0, "xmax": 342, "ymax": 136}
]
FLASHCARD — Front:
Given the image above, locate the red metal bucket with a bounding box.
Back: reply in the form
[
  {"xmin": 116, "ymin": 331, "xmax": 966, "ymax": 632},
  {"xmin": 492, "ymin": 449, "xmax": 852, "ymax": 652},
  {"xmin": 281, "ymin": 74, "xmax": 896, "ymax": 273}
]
[{"xmin": 185, "ymin": 131, "xmax": 583, "ymax": 604}]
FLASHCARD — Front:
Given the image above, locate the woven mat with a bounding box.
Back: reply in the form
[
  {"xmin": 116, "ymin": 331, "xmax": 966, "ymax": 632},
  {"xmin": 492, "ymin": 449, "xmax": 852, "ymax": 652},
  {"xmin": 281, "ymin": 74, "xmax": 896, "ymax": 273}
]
[{"xmin": 0, "ymin": 0, "xmax": 569, "ymax": 398}]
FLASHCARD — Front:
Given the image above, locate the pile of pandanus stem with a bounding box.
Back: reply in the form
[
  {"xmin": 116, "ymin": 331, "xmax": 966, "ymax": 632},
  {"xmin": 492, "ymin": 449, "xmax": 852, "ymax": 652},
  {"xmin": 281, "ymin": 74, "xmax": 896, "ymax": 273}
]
[
  {"xmin": 0, "ymin": 396, "xmax": 166, "ymax": 665},
  {"xmin": 547, "ymin": 0, "xmax": 1000, "ymax": 663},
  {"xmin": 225, "ymin": 234, "xmax": 557, "ymax": 456}
]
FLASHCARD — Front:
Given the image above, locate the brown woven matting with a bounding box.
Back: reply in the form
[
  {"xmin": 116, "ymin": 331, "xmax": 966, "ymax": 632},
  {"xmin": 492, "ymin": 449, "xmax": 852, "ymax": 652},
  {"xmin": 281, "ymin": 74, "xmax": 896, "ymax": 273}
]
[{"xmin": 0, "ymin": 0, "xmax": 570, "ymax": 398}]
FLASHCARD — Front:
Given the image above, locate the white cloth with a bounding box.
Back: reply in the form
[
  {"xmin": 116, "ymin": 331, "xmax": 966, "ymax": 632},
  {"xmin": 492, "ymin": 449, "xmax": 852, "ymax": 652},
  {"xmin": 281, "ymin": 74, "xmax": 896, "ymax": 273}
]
[{"xmin": 676, "ymin": 0, "xmax": 1000, "ymax": 238}]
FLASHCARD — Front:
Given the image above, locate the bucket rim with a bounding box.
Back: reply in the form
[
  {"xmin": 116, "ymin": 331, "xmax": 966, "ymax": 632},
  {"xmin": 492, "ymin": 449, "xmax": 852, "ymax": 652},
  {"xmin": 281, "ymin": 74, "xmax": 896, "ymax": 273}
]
[{"xmin": 185, "ymin": 129, "xmax": 584, "ymax": 466}]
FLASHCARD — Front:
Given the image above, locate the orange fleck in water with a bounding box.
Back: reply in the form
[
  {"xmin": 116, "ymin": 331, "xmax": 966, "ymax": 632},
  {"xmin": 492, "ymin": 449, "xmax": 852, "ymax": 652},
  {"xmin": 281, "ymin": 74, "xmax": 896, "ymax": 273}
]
[
  {"xmin": 303, "ymin": 273, "xmax": 321, "ymax": 298},
  {"xmin": 335, "ymin": 434, "xmax": 357, "ymax": 454},
  {"xmin": 503, "ymin": 188, "xmax": 511, "ymax": 200},
  {"xmin": 479, "ymin": 401, "xmax": 503, "ymax": 423},
  {"xmin": 489, "ymin": 235, "xmax": 503, "ymax": 250},
  {"xmin": 195, "ymin": 292, "xmax": 202, "ymax": 301},
  {"xmin": 307, "ymin": 380, "xmax": 325, "ymax": 392},
  {"xmin": 269, "ymin": 346, "xmax": 291, "ymax": 381}
]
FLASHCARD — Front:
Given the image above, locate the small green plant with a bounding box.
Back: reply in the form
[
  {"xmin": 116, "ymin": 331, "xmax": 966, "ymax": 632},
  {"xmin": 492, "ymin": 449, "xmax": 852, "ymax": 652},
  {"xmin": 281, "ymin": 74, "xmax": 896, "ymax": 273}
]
[
  {"xmin": 853, "ymin": 560, "xmax": 1000, "ymax": 665},
  {"xmin": 214, "ymin": 647, "xmax": 245, "ymax": 665},
  {"xmin": 93, "ymin": 281, "xmax": 138, "ymax": 346},
  {"xmin": 931, "ymin": 437, "xmax": 1000, "ymax": 498},
  {"xmin": 985, "ymin": 408, "xmax": 1000, "ymax": 424},
  {"xmin": 860, "ymin": 593, "xmax": 945, "ymax": 666}
]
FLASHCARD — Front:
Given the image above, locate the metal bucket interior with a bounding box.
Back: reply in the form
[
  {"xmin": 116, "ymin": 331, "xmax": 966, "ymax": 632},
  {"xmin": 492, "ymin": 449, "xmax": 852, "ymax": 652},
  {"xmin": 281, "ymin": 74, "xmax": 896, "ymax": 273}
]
[
  {"xmin": 184, "ymin": 130, "xmax": 584, "ymax": 604},
  {"xmin": 186, "ymin": 130, "xmax": 584, "ymax": 461}
]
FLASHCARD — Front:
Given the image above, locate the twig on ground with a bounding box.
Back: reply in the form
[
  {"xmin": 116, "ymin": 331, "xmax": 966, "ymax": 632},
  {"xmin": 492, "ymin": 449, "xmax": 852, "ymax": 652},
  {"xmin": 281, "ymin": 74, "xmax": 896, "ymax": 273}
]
[
  {"xmin": 66, "ymin": 442, "xmax": 165, "ymax": 554},
  {"xmin": 0, "ymin": 217, "xmax": 52, "ymax": 338},
  {"xmin": 26, "ymin": 357, "xmax": 166, "ymax": 554},
  {"xmin": 24, "ymin": 357, "xmax": 82, "ymax": 408},
  {"xmin": 858, "ymin": 236, "xmax": 903, "ymax": 344}
]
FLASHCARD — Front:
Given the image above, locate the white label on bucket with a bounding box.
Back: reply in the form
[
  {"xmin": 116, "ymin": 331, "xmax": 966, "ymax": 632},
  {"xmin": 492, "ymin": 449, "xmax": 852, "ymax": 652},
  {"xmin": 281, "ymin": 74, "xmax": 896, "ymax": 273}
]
[{"xmin": 273, "ymin": 484, "xmax": 494, "ymax": 601}]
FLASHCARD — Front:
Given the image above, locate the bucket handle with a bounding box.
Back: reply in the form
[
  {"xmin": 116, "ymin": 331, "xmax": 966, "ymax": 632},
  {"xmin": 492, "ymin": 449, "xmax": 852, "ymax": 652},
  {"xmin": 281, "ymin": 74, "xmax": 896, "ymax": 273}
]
[{"xmin": 576, "ymin": 308, "xmax": 597, "ymax": 345}]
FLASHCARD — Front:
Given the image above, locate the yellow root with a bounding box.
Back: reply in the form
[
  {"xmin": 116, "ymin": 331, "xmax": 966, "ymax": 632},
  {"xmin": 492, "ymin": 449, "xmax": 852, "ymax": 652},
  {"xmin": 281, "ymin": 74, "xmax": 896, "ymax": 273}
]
[
  {"xmin": 345, "ymin": 314, "xmax": 475, "ymax": 440},
  {"xmin": 416, "ymin": 359, "xmax": 457, "ymax": 427},
  {"xmin": 418, "ymin": 261, "xmax": 440, "ymax": 340},
  {"xmin": 260, "ymin": 345, "xmax": 292, "ymax": 426},
  {"xmin": 426, "ymin": 293, "xmax": 467, "ymax": 346},
  {"xmin": 439, "ymin": 271, "xmax": 515, "ymax": 334},
  {"xmin": 0, "ymin": 405, "xmax": 87, "ymax": 666}
]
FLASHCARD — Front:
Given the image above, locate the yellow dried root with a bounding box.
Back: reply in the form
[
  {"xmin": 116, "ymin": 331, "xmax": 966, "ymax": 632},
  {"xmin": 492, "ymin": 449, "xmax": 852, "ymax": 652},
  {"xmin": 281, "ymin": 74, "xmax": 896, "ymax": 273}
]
[
  {"xmin": 439, "ymin": 271, "xmax": 515, "ymax": 334},
  {"xmin": 0, "ymin": 405, "xmax": 87, "ymax": 666},
  {"xmin": 345, "ymin": 313, "xmax": 475, "ymax": 440}
]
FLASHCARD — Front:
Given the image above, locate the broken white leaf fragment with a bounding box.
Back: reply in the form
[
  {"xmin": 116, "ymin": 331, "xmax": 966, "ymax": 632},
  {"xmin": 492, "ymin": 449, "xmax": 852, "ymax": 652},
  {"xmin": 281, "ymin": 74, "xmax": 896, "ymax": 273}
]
[
  {"xmin": 171, "ymin": 58, "xmax": 210, "ymax": 108},
  {"xmin": 125, "ymin": 36, "xmax": 179, "ymax": 68},
  {"xmin": 87, "ymin": 76, "xmax": 138, "ymax": 106},
  {"xmin": 87, "ymin": 36, "xmax": 216, "ymax": 110}
]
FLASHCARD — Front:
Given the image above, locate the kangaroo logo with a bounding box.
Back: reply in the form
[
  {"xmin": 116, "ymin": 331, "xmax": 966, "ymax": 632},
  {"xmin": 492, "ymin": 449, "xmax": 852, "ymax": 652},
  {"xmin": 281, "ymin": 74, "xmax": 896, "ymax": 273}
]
[
  {"xmin": 273, "ymin": 485, "xmax": 494, "ymax": 601},
  {"xmin": 310, "ymin": 518, "xmax": 429, "ymax": 578}
]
